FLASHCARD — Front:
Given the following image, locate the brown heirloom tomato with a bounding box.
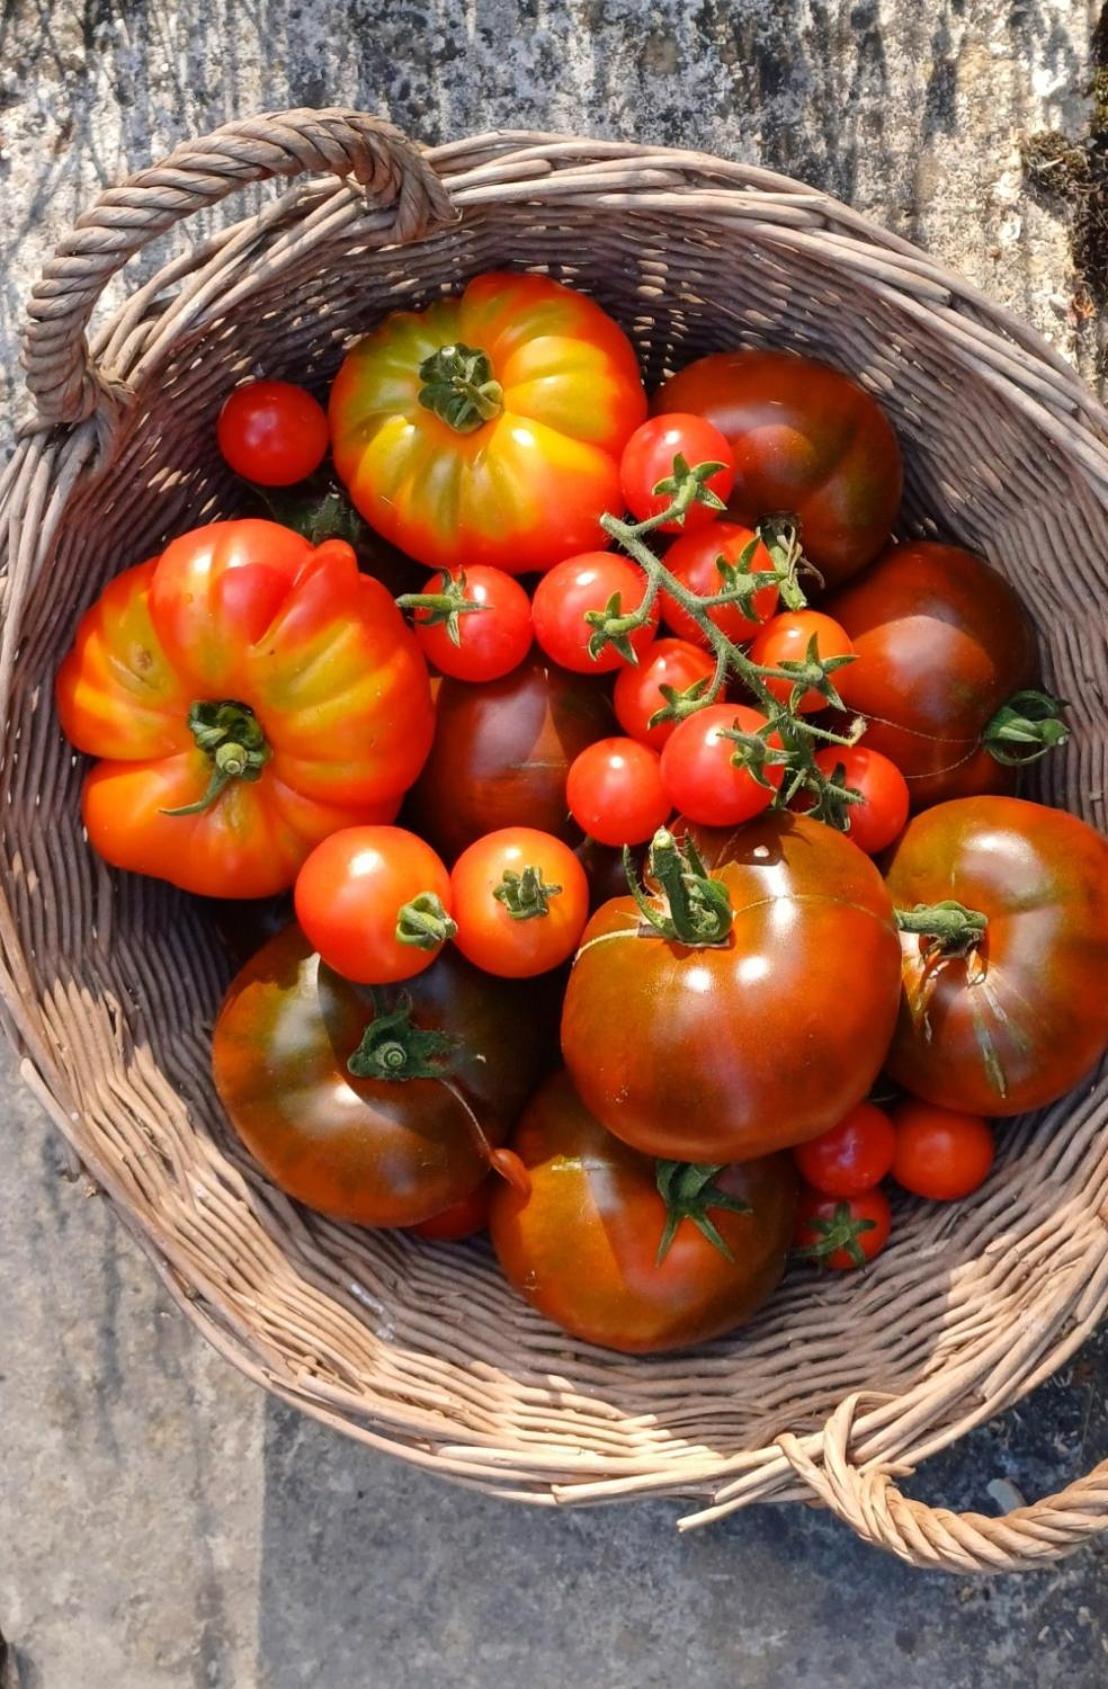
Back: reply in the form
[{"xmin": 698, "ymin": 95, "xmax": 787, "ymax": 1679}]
[
  {"xmin": 406, "ymin": 657, "xmax": 613, "ymax": 861},
  {"xmin": 490, "ymin": 1071, "xmax": 797, "ymax": 1353},
  {"xmin": 828, "ymin": 542, "xmax": 1047, "ymax": 809},
  {"xmin": 885, "ymin": 796, "xmax": 1108, "ymax": 1116},
  {"xmin": 212, "ymin": 926, "xmax": 558, "ymax": 1226},
  {"xmin": 561, "ymin": 813, "xmax": 902, "ymax": 1163},
  {"xmin": 653, "ymin": 350, "xmax": 902, "ymax": 588}
]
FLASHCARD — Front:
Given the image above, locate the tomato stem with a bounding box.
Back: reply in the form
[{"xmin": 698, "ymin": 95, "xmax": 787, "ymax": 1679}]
[
  {"xmin": 895, "ymin": 899, "xmax": 988, "ymax": 955},
  {"xmin": 983, "ymin": 689, "xmax": 1070, "ymax": 766},
  {"xmin": 493, "ymin": 865, "xmax": 562, "ymax": 920},
  {"xmin": 655, "ymin": 1160, "xmax": 751, "ymax": 1263},
  {"xmin": 418, "ymin": 344, "xmax": 504, "ymax": 433},
  {"xmin": 624, "ymin": 830, "xmax": 733, "ymax": 948},
  {"xmin": 396, "ymin": 569, "xmax": 485, "ymax": 647},
  {"xmin": 161, "ymin": 700, "xmax": 270, "ymax": 817},
  {"xmin": 795, "ymin": 1200, "xmax": 875, "ymax": 1269},
  {"xmin": 348, "ymin": 990, "xmax": 461, "ymax": 1081},
  {"xmin": 395, "ymin": 892, "xmax": 458, "ymax": 952}
]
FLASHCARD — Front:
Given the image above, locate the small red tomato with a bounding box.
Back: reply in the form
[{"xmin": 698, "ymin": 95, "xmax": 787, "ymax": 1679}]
[
  {"xmin": 620, "ymin": 413, "xmax": 736, "ymax": 533},
  {"xmin": 532, "ymin": 553, "xmax": 660, "ymax": 674},
  {"xmin": 792, "ymin": 1102, "xmax": 896, "ymax": 1197},
  {"xmin": 794, "ymin": 1187, "xmax": 892, "ymax": 1270},
  {"xmin": 412, "ymin": 566, "xmax": 532, "ymax": 682},
  {"xmin": 216, "ymin": 380, "xmax": 329, "ymax": 486},
  {"xmin": 662, "ymin": 522, "xmax": 779, "ymax": 647},
  {"xmin": 450, "ymin": 828, "xmax": 589, "ymax": 978},
  {"xmin": 566, "ymin": 738, "xmax": 671, "ymax": 847},
  {"xmin": 810, "ymin": 746, "xmax": 910, "ymax": 854},
  {"xmin": 613, "ymin": 638, "xmax": 717, "ymax": 750},
  {"xmin": 749, "ymin": 611, "xmax": 854, "ymax": 712},
  {"xmin": 660, "ymin": 703, "xmax": 783, "ymax": 827},
  {"xmin": 294, "ymin": 825, "xmax": 454, "ymax": 985},
  {"xmin": 410, "ymin": 1179, "xmax": 492, "ymax": 1241},
  {"xmin": 891, "ymin": 1100, "xmax": 995, "ymax": 1201}
]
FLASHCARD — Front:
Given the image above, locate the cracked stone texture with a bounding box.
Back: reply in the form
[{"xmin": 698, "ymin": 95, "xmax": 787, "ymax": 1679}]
[{"xmin": 1, "ymin": 2, "xmax": 1107, "ymax": 1685}]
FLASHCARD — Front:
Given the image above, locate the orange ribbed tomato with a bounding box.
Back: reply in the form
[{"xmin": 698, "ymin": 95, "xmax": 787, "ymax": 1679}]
[{"xmin": 329, "ymin": 272, "xmax": 647, "ymax": 574}]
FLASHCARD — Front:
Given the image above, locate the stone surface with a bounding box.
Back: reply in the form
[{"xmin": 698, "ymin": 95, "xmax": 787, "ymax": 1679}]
[{"xmin": 2, "ymin": 2, "xmax": 1107, "ymax": 1685}]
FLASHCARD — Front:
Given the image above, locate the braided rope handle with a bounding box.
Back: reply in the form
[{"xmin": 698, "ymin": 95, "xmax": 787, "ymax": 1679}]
[
  {"xmin": 22, "ymin": 107, "xmax": 454, "ymax": 430},
  {"xmin": 778, "ymin": 1395, "xmax": 1108, "ymax": 1573}
]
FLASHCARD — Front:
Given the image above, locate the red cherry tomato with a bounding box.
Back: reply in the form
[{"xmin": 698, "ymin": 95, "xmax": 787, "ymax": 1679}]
[
  {"xmin": 660, "ymin": 703, "xmax": 783, "ymax": 827},
  {"xmin": 566, "ymin": 738, "xmax": 671, "ymax": 847},
  {"xmin": 662, "ymin": 522, "xmax": 779, "ymax": 647},
  {"xmin": 808, "ymin": 746, "xmax": 910, "ymax": 854},
  {"xmin": 532, "ymin": 554, "xmax": 659, "ymax": 674},
  {"xmin": 294, "ymin": 825, "xmax": 454, "ymax": 985},
  {"xmin": 410, "ymin": 1179, "xmax": 492, "ymax": 1241},
  {"xmin": 890, "ymin": 1100, "xmax": 995, "ymax": 1201},
  {"xmin": 412, "ymin": 566, "xmax": 533, "ymax": 682},
  {"xmin": 749, "ymin": 611, "xmax": 854, "ymax": 712},
  {"xmin": 450, "ymin": 828, "xmax": 589, "ymax": 978},
  {"xmin": 794, "ymin": 1187, "xmax": 891, "ymax": 1270},
  {"xmin": 620, "ymin": 413, "xmax": 736, "ymax": 533},
  {"xmin": 792, "ymin": 1102, "xmax": 896, "ymax": 1197},
  {"xmin": 216, "ymin": 380, "xmax": 329, "ymax": 487},
  {"xmin": 613, "ymin": 638, "xmax": 717, "ymax": 750}
]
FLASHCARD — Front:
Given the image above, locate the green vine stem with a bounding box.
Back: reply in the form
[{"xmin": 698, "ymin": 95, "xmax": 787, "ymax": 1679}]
[
  {"xmin": 624, "ymin": 830, "xmax": 734, "ymax": 948},
  {"xmin": 161, "ymin": 700, "xmax": 270, "ymax": 817},
  {"xmin": 655, "ymin": 1160, "xmax": 751, "ymax": 1263}
]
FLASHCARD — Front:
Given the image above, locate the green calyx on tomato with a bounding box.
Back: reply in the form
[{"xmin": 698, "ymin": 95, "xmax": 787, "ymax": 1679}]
[
  {"xmin": 655, "ymin": 1160, "xmax": 752, "ymax": 1264},
  {"xmin": 624, "ymin": 828, "xmax": 733, "ymax": 948},
  {"xmin": 347, "ymin": 991, "xmax": 461, "ymax": 1083},
  {"xmin": 162, "ymin": 699, "xmax": 271, "ymax": 817},
  {"xmin": 894, "ymin": 899, "xmax": 988, "ymax": 956},
  {"xmin": 396, "ymin": 569, "xmax": 484, "ymax": 648},
  {"xmin": 794, "ymin": 1198, "xmax": 877, "ymax": 1268},
  {"xmin": 492, "ymin": 865, "xmax": 563, "ymax": 921},
  {"xmin": 646, "ymin": 451, "xmax": 729, "ymax": 521},
  {"xmin": 417, "ymin": 343, "xmax": 505, "ymax": 433},
  {"xmin": 395, "ymin": 892, "xmax": 458, "ymax": 952},
  {"xmin": 982, "ymin": 689, "xmax": 1071, "ymax": 767}
]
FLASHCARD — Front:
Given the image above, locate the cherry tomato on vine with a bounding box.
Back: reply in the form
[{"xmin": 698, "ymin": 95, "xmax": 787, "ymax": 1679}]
[
  {"xmin": 217, "ymin": 380, "xmax": 329, "ymax": 486},
  {"xmin": 294, "ymin": 825, "xmax": 454, "ymax": 985},
  {"xmin": 450, "ymin": 828, "xmax": 589, "ymax": 978},
  {"xmin": 660, "ymin": 703, "xmax": 783, "ymax": 827},
  {"xmin": 794, "ymin": 1186, "xmax": 892, "ymax": 1270},
  {"xmin": 890, "ymin": 1100, "xmax": 995, "ymax": 1201},
  {"xmin": 566, "ymin": 738, "xmax": 670, "ymax": 847},
  {"xmin": 531, "ymin": 554, "xmax": 659, "ymax": 674},
  {"xmin": 410, "ymin": 1179, "xmax": 493, "ymax": 1241},
  {"xmin": 613, "ymin": 638, "xmax": 717, "ymax": 750},
  {"xmin": 662, "ymin": 521, "xmax": 779, "ymax": 647},
  {"xmin": 792, "ymin": 1101, "xmax": 896, "ymax": 1197},
  {"xmin": 620, "ymin": 413, "xmax": 736, "ymax": 533},
  {"xmin": 749, "ymin": 611, "xmax": 854, "ymax": 712},
  {"xmin": 809, "ymin": 745, "xmax": 910, "ymax": 855},
  {"xmin": 411, "ymin": 566, "xmax": 532, "ymax": 682}
]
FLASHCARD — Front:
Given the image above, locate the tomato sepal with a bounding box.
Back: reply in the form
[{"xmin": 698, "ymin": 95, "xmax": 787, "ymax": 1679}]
[
  {"xmin": 159, "ymin": 700, "xmax": 270, "ymax": 817},
  {"xmin": 492, "ymin": 865, "xmax": 563, "ymax": 921},
  {"xmin": 655, "ymin": 1160, "xmax": 751, "ymax": 1264},
  {"xmin": 395, "ymin": 892, "xmax": 458, "ymax": 952},
  {"xmin": 983, "ymin": 689, "xmax": 1071, "ymax": 767},
  {"xmin": 794, "ymin": 1198, "xmax": 877, "ymax": 1269},
  {"xmin": 623, "ymin": 829, "xmax": 733, "ymax": 947},
  {"xmin": 347, "ymin": 991, "xmax": 462, "ymax": 1082}
]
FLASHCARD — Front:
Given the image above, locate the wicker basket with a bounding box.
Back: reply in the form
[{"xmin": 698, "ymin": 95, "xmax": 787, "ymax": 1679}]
[{"xmin": 4, "ymin": 109, "xmax": 1108, "ymax": 1575}]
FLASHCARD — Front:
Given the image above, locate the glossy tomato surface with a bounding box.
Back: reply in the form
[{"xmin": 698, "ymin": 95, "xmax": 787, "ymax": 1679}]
[
  {"xmin": 412, "ymin": 566, "xmax": 533, "ymax": 682},
  {"xmin": 212, "ymin": 927, "xmax": 558, "ymax": 1226},
  {"xmin": 217, "ymin": 380, "xmax": 329, "ymax": 486},
  {"xmin": 613, "ymin": 637, "xmax": 716, "ymax": 749},
  {"xmin": 450, "ymin": 827, "xmax": 589, "ymax": 978},
  {"xmin": 561, "ymin": 812, "xmax": 902, "ymax": 1161},
  {"xmin": 566, "ymin": 737, "xmax": 670, "ymax": 846},
  {"xmin": 294, "ymin": 826, "xmax": 453, "ymax": 984},
  {"xmin": 885, "ymin": 797, "xmax": 1108, "ymax": 1114},
  {"xmin": 619, "ymin": 414, "xmax": 735, "ymax": 533},
  {"xmin": 889, "ymin": 1100, "xmax": 994, "ymax": 1200},
  {"xmin": 330, "ymin": 273, "xmax": 646, "ymax": 573},
  {"xmin": 654, "ymin": 350, "xmax": 902, "ymax": 587},
  {"xmin": 531, "ymin": 553, "xmax": 659, "ymax": 674},
  {"xmin": 490, "ymin": 1071, "xmax": 797, "ymax": 1353},
  {"xmin": 661, "ymin": 521, "xmax": 778, "ymax": 646}
]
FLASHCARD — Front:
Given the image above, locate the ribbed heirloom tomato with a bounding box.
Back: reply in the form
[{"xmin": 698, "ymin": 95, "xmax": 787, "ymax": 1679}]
[
  {"xmin": 329, "ymin": 272, "xmax": 647, "ymax": 574},
  {"xmin": 56, "ymin": 519, "xmax": 433, "ymax": 898}
]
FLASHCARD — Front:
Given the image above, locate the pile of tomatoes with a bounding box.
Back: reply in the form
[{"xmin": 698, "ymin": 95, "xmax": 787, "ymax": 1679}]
[{"xmin": 56, "ymin": 271, "xmax": 1108, "ymax": 1356}]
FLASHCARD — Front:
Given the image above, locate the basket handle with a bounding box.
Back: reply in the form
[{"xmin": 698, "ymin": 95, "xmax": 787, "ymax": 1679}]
[
  {"xmin": 22, "ymin": 107, "xmax": 454, "ymax": 430},
  {"xmin": 778, "ymin": 1394, "xmax": 1108, "ymax": 1573}
]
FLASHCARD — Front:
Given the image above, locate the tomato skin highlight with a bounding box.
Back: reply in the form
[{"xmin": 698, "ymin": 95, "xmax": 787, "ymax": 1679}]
[
  {"xmin": 217, "ymin": 380, "xmax": 329, "ymax": 486},
  {"xmin": 566, "ymin": 738, "xmax": 671, "ymax": 847},
  {"xmin": 490, "ymin": 1070, "xmax": 798, "ymax": 1353},
  {"xmin": 450, "ymin": 828, "xmax": 589, "ymax": 978},
  {"xmin": 294, "ymin": 825, "xmax": 453, "ymax": 985},
  {"xmin": 660, "ymin": 703, "xmax": 782, "ymax": 827},
  {"xmin": 808, "ymin": 746, "xmax": 910, "ymax": 855},
  {"xmin": 794, "ymin": 1187, "xmax": 891, "ymax": 1270},
  {"xmin": 532, "ymin": 553, "xmax": 659, "ymax": 675},
  {"xmin": 620, "ymin": 413, "xmax": 735, "ymax": 533},
  {"xmin": 792, "ymin": 1102, "xmax": 896, "ymax": 1197},
  {"xmin": 613, "ymin": 638, "xmax": 717, "ymax": 750},
  {"xmin": 748, "ymin": 611, "xmax": 854, "ymax": 713},
  {"xmin": 413, "ymin": 566, "xmax": 533, "ymax": 682},
  {"xmin": 661, "ymin": 522, "xmax": 778, "ymax": 646},
  {"xmin": 890, "ymin": 1101, "xmax": 995, "ymax": 1201},
  {"xmin": 329, "ymin": 272, "xmax": 647, "ymax": 574}
]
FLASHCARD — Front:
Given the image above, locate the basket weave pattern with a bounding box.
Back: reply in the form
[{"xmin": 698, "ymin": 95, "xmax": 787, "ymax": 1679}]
[{"xmin": 3, "ymin": 110, "xmax": 1108, "ymax": 1573}]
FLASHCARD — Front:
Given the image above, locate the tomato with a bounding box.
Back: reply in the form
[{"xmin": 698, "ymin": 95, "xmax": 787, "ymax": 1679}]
[
  {"xmin": 329, "ymin": 272, "xmax": 646, "ymax": 574},
  {"xmin": 654, "ymin": 350, "xmax": 902, "ymax": 587},
  {"xmin": 890, "ymin": 1100, "xmax": 994, "ymax": 1200},
  {"xmin": 748, "ymin": 611, "xmax": 854, "ymax": 712},
  {"xmin": 489, "ymin": 1070, "xmax": 797, "ymax": 1353},
  {"xmin": 661, "ymin": 522, "xmax": 779, "ymax": 647},
  {"xmin": 792, "ymin": 1101, "xmax": 896, "ymax": 1196},
  {"xmin": 212, "ymin": 927, "xmax": 555, "ymax": 1226},
  {"xmin": 794, "ymin": 1187, "xmax": 891, "ymax": 1270},
  {"xmin": 531, "ymin": 554, "xmax": 659, "ymax": 674},
  {"xmin": 613, "ymin": 638, "xmax": 717, "ymax": 749},
  {"xmin": 575, "ymin": 836, "xmax": 641, "ymax": 911},
  {"xmin": 56, "ymin": 520, "xmax": 433, "ymax": 898},
  {"xmin": 295, "ymin": 826, "xmax": 453, "ymax": 985},
  {"xmin": 406, "ymin": 657, "xmax": 614, "ymax": 861},
  {"xmin": 827, "ymin": 543, "xmax": 1045, "ymax": 809},
  {"xmin": 410, "ymin": 1179, "xmax": 492, "ymax": 1240},
  {"xmin": 808, "ymin": 746, "xmax": 910, "ymax": 854},
  {"xmin": 885, "ymin": 797, "xmax": 1108, "ymax": 1114},
  {"xmin": 659, "ymin": 703, "xmax": 783, "ymax": 826},
  {"xmin": 619, "ymin": 414, "xmax": 735, "ymax": 532},
  {"xmin": 450, "ymin": 828, "xmax": 589, "ymax": 978},
  {"xmin": 217, "ymin": 380, "xmax": 329, "ymax": 486},
  {"xmin": 566, "ymin": 738, "xmax": 670, "ymax": 847},
  {"xmin": 561, "ymin": 813, "xmax": 902, "ymax": 1162},
  {"xmin": 411, "ymin": 566, "xmax": 532, "ymax": 682}
]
